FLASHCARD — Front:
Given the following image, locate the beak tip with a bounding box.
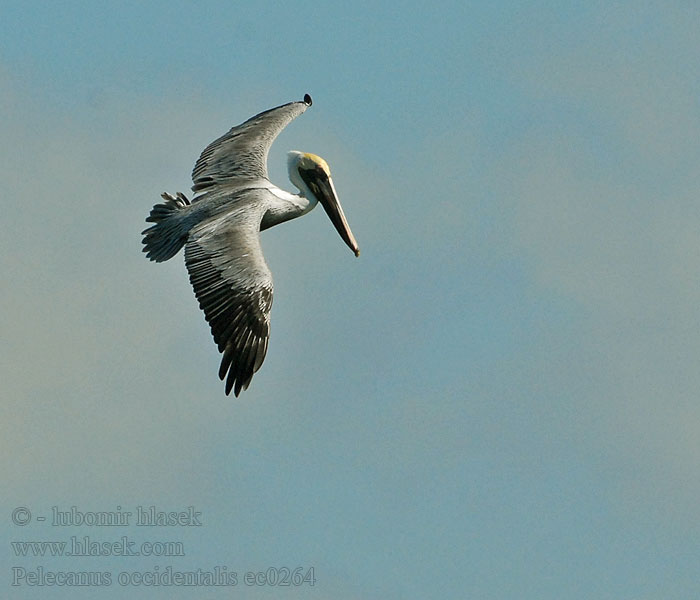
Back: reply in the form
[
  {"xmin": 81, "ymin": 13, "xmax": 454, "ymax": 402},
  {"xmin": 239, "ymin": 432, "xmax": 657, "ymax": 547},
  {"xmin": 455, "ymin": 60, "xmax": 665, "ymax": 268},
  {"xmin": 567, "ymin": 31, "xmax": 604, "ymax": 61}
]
[{"xmin": 354, "ymin": 248, "xmax": 360, "ymax": 257}]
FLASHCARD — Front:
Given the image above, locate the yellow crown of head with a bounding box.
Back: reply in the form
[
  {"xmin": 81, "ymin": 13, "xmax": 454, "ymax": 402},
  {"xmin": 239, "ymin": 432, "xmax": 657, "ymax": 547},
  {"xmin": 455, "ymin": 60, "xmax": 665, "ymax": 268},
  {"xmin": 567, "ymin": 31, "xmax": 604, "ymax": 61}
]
[{"xmin": 301, "ymin": 152, "xmax": 330, "ymax": 174}]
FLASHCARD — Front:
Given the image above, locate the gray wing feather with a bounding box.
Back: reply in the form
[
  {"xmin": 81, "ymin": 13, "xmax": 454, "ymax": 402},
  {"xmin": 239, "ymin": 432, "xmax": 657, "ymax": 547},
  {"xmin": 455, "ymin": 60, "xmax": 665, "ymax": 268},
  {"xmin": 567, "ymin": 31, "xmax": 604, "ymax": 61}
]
[
  {"xmin": 184, "ymin": 203, "xmax": 273, "ymax": 396},
  {"xmin": 191, "ymin": 99, "xmax": 310, "ymax": 192}
]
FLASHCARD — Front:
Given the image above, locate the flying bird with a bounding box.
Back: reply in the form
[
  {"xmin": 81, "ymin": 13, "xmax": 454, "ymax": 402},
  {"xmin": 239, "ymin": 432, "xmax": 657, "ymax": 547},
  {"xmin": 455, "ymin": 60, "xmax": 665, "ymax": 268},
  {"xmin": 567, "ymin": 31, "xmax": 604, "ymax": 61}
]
[{"xmin": 142, "ymin": 94, "xmax": 359, "ymax": 396}]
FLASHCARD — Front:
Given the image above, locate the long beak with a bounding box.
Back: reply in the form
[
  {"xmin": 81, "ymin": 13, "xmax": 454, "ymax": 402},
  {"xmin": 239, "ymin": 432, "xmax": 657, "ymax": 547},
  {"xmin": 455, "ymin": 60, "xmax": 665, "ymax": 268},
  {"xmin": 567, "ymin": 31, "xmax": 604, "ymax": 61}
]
[{"xmin": 315, "ymin": 177, "xmax": 360, "ymax": 257}]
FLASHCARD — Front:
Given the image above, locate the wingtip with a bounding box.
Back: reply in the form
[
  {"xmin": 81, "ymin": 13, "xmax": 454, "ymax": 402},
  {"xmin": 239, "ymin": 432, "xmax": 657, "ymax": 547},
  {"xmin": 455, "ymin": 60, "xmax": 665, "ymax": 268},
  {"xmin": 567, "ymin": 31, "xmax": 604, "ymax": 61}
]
[{"xmin": 303, "ymin": 93, "xmax": 312, "ymax": 106}]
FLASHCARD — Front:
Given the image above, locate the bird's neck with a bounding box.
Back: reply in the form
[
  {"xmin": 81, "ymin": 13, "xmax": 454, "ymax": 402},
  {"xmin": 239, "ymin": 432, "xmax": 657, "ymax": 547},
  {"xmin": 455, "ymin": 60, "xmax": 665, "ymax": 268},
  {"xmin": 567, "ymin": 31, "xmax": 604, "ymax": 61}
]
[{"xmin": 260, "ymin": 186, "xmax": 317, "ymax": 231}]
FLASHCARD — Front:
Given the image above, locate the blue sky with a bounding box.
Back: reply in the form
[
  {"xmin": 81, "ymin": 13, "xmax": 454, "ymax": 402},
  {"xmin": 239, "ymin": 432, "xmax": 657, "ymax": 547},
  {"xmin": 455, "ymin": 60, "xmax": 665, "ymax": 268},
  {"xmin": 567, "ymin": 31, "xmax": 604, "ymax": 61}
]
[{"xmin": 2, "ymin": 1, "xmax": 700, "ymax": 598}]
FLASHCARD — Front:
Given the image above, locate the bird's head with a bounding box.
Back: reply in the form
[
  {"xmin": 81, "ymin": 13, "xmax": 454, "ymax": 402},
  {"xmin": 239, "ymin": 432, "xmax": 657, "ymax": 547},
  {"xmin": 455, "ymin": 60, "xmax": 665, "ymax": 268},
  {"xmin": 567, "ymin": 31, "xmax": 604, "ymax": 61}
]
[{"xmin": 287, "ymin": 151, "xmax": 360, "ymax": 257}]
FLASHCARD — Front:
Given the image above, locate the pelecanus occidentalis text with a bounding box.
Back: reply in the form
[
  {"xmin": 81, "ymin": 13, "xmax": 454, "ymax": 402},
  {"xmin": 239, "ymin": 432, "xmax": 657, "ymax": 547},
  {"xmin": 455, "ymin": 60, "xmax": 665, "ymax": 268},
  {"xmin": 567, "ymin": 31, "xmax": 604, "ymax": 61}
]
[{"xmin": 142, "ymin": 94, "xmax": 359, "ymax": 396}]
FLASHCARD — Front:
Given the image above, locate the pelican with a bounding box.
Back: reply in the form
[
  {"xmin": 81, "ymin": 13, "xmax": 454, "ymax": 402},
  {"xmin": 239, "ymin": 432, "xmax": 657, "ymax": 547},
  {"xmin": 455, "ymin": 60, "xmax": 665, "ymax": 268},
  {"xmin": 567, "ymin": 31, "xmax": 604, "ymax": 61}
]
[{"xmin": 142, "ymin": 94, "xmax": 359, "ymax": 396}]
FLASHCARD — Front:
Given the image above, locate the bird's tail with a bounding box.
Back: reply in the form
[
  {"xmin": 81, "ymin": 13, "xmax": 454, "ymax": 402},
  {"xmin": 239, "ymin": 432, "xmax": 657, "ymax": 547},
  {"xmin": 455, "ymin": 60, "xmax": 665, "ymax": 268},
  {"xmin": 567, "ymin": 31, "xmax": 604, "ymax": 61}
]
[{"xmin": 141, "ymin": 192, "xmax": 192, "ymax": 262}]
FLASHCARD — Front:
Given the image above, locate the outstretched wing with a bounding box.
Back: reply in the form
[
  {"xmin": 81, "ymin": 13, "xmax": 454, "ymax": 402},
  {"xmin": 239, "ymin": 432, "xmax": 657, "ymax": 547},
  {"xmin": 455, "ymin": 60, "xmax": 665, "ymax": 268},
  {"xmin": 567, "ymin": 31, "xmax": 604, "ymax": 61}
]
[
  {"xmin": 184, "ymin": 204, "xmax": 273, "ymax": 396},
  {"xmin": 191, "ymin": 95, "xmax": 312, "ymax": 192}
]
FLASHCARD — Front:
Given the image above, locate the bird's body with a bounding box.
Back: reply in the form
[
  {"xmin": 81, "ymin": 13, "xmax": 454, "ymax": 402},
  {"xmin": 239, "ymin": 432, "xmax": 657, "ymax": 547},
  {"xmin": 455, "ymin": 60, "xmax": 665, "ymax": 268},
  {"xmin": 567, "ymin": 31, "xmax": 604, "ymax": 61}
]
[{"xmin": 142, "ymin": 95, "xmax": 359, "ymax": 396}]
